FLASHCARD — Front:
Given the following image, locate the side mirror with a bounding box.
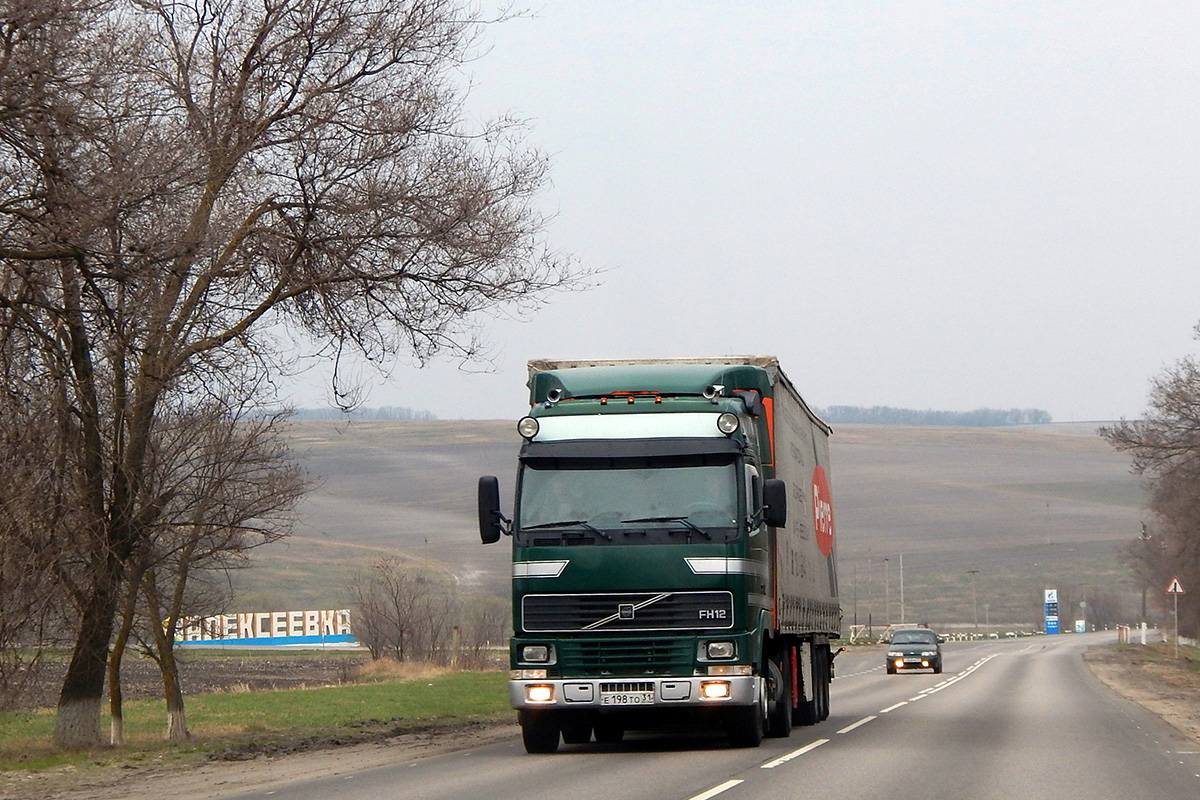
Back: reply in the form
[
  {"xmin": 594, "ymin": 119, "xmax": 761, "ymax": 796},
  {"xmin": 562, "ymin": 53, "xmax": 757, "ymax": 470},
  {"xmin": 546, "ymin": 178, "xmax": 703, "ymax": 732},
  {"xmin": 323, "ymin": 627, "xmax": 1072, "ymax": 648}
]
[
  {"xmin": 478, "ymin": 476, "xmax": 506, "ymax": 544},
  {"xmin": 763, "ymin": 478, "xmax": 787, "ymax": 528}
]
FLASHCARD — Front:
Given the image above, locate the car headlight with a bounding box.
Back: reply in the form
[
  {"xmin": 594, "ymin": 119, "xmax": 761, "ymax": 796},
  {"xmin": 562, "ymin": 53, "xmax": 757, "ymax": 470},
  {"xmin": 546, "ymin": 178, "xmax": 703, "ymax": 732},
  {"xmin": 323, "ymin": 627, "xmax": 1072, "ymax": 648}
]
[
  {"xmin": 706, "ymin": 641, "xmax": 736, "ymax": 659},
  {"xmin": 920, "ymin": 650, "xmax": 937, "ymax": 657},
  {"xmin": 887, "ymin": 650, "xmax": 903, "ymax": 658}
]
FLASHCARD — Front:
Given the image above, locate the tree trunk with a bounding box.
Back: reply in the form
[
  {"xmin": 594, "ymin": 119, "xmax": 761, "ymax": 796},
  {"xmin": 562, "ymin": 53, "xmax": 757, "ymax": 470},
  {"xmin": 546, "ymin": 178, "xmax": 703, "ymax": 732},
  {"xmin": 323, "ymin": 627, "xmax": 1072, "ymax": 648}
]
[
  {"xmin": 143, "ymin": 569, "xmax": 191, "ymax": 741},
  {"xmin": 161, "ymin": 649, "xmax": 190, "ymax": 742},
  {"xmin": 108, "ymin": 568, "xmax": 142, "ymax": 746},
  {"xmin": 54, "ymin": 563, "xmax": 119, "ymax": 747}
]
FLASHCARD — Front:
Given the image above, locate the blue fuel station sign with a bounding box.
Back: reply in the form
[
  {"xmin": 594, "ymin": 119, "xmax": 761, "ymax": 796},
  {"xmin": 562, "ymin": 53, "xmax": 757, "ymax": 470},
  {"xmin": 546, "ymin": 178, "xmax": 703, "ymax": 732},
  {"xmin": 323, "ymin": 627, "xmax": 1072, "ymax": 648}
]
[{"xmin": 1044, "ymin": 588, "xmax": 1059, "ymax": 634}]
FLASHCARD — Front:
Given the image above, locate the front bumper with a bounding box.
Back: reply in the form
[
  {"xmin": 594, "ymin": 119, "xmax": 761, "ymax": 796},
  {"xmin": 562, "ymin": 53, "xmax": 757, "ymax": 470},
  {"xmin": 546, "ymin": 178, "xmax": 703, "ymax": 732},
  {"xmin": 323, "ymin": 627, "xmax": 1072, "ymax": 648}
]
[
  {"xmin": 509, "ymin": 675, "xmax": 760, "ymax": 710},
  {"xmin": 888, "ymin": 656, "xmax": 938, "ymax": 670}
]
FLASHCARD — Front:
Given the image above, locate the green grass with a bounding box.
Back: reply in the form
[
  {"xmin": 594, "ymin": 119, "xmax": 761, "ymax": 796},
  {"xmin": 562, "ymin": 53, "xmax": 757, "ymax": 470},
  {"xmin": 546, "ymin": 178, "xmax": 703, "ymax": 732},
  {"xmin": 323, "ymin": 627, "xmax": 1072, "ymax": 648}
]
[{"xmin": 0, "ymin": 670, "xmax": 509, "ymax": 772}]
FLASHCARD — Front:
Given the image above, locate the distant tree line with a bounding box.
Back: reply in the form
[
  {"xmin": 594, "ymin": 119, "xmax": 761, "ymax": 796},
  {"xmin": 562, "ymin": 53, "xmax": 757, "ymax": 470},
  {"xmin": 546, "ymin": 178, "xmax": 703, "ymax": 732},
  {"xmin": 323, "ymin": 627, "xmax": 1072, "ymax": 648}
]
[
  {"xmin": 291, "ymin": 406, "xmax": 437, "ymax": 421},
  {"xmin": 818, "ymin": 406, "xmax": 1052, "ymax": 426}
]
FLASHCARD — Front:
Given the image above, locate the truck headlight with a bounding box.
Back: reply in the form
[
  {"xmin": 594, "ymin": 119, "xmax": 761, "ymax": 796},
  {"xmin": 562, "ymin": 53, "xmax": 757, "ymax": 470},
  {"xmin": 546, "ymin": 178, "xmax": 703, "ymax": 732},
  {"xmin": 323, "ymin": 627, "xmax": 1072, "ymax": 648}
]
[
  {"xmin": 700, "ymin": 681, "xmax": 731, "ymax": 699},
  {"xmin": 716, "ymin": 413, "xmax": 739, "ymax": 435},
  {"xmin": 706, "ymin": 641, "xmax": 736, "ymax": 659},
  {"xmin": 522, "ymin": 644, "xmax": 554, "ymax": 663}
]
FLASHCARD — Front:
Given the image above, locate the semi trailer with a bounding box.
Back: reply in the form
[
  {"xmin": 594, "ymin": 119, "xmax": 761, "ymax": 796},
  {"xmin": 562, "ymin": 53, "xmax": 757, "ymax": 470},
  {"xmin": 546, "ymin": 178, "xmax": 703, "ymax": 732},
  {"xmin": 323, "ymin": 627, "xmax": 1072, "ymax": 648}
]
[{"xmin": 478, "ymin": 357, "xmax": 841, "ymax": 753}]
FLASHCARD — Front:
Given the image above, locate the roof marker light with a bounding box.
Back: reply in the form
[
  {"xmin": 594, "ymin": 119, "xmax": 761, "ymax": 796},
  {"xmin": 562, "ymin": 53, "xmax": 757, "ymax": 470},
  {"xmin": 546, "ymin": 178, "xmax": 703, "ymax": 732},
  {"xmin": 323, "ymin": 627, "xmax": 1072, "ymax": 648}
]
[{"xmin": 517, "ymin": 416, "xmax": 540, "ymax": 440}]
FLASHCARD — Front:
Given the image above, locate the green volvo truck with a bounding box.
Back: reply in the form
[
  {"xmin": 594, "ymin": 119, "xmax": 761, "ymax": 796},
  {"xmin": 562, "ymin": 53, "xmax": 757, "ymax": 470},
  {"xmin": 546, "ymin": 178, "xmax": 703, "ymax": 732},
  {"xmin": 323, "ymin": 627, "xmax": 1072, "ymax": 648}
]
[{"xmin": 478, "ymin": 357, "xmax": 840, "ymax": 753}]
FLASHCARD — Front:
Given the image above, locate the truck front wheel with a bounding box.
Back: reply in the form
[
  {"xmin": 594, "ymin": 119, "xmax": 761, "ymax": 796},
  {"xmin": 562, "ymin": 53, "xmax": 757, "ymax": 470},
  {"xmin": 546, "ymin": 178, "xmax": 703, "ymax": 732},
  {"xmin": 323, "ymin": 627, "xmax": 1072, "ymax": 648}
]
[
  {"xmin": 519, "ymin": 710, "xmax": 560, "ymax": 754},
  {"xmin": 727, "ymin": 678, "xmax": 767, "ymax": 747},
  {"xmin": 766, "ymin": 650, "xmax": 793, "ymax": 738}
]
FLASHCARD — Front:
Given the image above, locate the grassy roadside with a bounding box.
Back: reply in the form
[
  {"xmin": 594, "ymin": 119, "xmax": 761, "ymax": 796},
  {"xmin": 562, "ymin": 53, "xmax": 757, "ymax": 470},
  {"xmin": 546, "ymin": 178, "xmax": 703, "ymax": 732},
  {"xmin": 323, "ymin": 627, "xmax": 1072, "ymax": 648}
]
[{"xmin": 0, "ymin": 667, "xmax": 510, "ymax": 773}]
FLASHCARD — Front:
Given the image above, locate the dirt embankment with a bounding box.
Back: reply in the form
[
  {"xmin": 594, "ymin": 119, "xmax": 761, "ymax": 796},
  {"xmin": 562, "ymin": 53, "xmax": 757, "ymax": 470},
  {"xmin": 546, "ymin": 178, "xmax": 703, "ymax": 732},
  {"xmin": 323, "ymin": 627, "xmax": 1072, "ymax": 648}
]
[{"xmin": 1083, "ymin": 643, "xmax": 1200, "ymax": 745}]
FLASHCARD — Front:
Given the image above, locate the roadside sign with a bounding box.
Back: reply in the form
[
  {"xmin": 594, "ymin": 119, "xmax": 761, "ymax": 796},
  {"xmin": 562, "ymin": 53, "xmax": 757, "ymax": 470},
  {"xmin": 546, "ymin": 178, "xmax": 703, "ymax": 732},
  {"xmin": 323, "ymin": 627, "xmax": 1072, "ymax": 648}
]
[
  {"xmin": 1166, "ymin": 576, "xmax": 1186, "ymax": 595},
  {"xmin": 1044, "ymin": 588, "xmax": 1059, "ymax": 635}
]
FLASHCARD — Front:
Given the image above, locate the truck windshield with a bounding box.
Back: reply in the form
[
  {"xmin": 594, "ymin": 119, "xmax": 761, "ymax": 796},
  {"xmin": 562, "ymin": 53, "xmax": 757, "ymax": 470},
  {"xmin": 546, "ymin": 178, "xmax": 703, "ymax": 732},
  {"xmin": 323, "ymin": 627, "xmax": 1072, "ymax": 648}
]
[{"xmin": 516, "ymin": 461, "xmax": 739, "ymax": 544}]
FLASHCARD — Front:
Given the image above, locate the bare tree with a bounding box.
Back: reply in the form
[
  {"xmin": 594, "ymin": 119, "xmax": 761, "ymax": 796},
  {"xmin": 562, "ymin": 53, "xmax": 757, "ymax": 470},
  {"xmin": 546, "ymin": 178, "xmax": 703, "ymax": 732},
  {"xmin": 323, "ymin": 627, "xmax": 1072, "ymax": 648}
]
[
  {"xmin": 0, "ymin": 0, "xmax": 576, "ymax": 745},
  {"xmin": 0, "ymin": 324, "xmax": 74, "ymax": 709},
  {"xmin": 348, "ymin": 556, "xmax": 465, "ymax": 663},
  {"xmin": 131, "ymin": 400, "xmax": 307, "ymax": 741},
  {"xmin": 1101, "ymin": 328, "xmax": 1200, "ymax": 639},
  {"xmin": 458, "ymin": 592, "xmax": 508, "ymax": 669}
]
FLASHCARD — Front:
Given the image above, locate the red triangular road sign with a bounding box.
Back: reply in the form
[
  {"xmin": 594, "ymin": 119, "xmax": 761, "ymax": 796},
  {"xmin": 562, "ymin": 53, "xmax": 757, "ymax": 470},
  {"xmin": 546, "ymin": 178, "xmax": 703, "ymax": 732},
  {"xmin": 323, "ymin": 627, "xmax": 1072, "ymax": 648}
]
[{"xmin": 1166, "ymin": 576, "xmax": 1186, "ymax": 595}]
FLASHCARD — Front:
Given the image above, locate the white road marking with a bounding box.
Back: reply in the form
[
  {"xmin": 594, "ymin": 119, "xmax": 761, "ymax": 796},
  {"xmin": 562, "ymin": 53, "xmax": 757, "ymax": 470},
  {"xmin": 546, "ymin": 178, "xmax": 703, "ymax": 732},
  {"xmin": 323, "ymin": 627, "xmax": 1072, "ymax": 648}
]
[
  {"xmin": 837, "ymin": 715, "xmax": 877, "ymax": 734},
  {"xmin": 760, "ymin": 738, "xmax": 829, "ymax": 768},
  {"xmin": 687, "ymin": 779, "xmax": 744, "ymax": 800},
  {"xmin": 881, "ymin": 701, "xmax": 908, "ymax": 713}
]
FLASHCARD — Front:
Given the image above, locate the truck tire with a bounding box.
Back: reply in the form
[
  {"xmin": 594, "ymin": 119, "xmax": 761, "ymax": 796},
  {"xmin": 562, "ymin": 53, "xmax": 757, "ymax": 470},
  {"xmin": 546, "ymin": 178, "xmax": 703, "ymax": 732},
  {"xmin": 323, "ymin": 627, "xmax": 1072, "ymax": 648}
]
[
  {"xmin": 766, "ymin": 651, "xmax": 793, "ymax": 738},
  {"xmin": 560, "ymin": 714, "xmax": 592, "ymax": 744},
  {"xmin": 593, "ymin": 718, "xmax": 624, "ymax": 744},
  {"xmin": 795, "ymin": 644, "xmax": 831, "ymax": 726},
  {"xmin": 519, "ymin": 710, "xmax": 560, "ymax": 754},
  {"xmin": 816, "ymin": 645, "xmax": 831, "ymax": 721},
  {"xmin": 728, "ymin": 678, "xmax": 767, "ymax": 747}
]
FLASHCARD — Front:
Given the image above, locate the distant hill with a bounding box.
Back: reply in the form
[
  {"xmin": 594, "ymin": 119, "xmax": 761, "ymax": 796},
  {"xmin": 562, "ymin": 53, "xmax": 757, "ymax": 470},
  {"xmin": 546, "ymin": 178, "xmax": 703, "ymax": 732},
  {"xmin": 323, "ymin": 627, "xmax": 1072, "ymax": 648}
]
[
  {"xmin": 819, "ymin": 405, "xmax": 1052, "ymax": 426},
  {"xmin": 231, "ymin": 420, "xmax": 1143, "ymax": 631}
]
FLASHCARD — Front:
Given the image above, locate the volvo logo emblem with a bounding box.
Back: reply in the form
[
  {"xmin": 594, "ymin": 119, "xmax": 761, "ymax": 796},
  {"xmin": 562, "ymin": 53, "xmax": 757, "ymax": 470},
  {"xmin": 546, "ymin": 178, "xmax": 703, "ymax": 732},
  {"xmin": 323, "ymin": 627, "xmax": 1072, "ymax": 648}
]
[{"xmin": 618, "ymin": 603, "xmax": 635, "ymax": 620}]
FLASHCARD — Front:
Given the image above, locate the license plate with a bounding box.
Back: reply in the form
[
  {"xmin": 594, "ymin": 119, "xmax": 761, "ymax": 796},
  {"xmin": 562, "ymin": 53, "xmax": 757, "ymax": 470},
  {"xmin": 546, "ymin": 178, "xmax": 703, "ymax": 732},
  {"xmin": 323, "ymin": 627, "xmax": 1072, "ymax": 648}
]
[{"xmin": 601, "ymin": 691, "xmax": 654, "ymax": 706}]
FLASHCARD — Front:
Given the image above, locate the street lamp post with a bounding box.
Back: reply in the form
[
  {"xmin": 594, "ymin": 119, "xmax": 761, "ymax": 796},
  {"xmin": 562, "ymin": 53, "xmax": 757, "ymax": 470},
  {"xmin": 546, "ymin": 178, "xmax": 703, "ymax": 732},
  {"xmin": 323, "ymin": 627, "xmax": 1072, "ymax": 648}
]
[
  {"xmin": 968, "ymin": 569, "xmax": 980, "ymax": 630},
  {"xmin": 883, "ymin": 558, "xmax": 891, "ymax": 627}
]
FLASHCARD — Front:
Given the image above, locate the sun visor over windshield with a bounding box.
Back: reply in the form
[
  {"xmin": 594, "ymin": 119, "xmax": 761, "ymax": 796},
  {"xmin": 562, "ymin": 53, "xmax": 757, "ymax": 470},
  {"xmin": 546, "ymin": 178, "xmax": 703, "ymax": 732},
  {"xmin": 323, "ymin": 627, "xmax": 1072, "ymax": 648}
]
[{"xmin": 519, "ymin": 437, "xmax": 743, "ymax": 462}]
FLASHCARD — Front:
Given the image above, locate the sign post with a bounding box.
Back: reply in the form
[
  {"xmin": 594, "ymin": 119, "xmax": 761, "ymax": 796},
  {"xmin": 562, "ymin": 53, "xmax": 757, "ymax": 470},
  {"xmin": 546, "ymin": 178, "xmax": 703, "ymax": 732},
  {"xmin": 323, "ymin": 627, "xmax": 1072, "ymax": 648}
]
[{"xmin": 1166, "ymin": 577, "xmax": 1186, "ymax": 659}]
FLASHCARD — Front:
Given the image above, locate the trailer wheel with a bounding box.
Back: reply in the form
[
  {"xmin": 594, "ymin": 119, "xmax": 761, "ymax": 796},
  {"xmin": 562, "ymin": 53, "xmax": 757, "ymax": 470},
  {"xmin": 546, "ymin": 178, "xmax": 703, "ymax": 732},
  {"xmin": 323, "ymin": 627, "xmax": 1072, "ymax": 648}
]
[
  {"xmin": 766, "ymin": 650, "xmax": 793, "ymax": 738},
  {"xmin": 519, "ymin": 710, "xmax": 560, "ymax": 754},
  {"xmin": 816, "ymin": 645, "xmax": 831, "ymax": 722}
]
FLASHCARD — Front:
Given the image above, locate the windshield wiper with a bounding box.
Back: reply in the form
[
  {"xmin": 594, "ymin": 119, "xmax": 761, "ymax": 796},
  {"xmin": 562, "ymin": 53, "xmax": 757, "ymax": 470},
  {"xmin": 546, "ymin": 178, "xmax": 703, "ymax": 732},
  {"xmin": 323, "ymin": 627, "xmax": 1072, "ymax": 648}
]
[
  {"xmin": 521, "ymin": 519, "xmax": 612, "ymax": 541},
  {"xmin": 621, "ymin": 516, "xmax": 711, "ymax": 540}
]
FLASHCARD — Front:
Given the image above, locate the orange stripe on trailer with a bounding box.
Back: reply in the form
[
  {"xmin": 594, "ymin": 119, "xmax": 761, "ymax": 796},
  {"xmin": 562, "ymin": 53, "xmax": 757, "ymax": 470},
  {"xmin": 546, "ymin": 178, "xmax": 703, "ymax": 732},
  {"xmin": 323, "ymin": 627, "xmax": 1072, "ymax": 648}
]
[{"xmin": 762, "ymin": 396, "xmax": 775, "ymax": 467}]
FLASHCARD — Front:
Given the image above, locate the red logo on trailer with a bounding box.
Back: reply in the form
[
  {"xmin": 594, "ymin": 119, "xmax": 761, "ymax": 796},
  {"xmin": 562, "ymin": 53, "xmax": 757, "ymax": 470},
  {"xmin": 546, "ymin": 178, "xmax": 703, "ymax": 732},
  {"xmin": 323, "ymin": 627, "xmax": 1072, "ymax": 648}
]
[{"xmin": 812, "ymin": 465, "xmax": 834, "ymax": 557}]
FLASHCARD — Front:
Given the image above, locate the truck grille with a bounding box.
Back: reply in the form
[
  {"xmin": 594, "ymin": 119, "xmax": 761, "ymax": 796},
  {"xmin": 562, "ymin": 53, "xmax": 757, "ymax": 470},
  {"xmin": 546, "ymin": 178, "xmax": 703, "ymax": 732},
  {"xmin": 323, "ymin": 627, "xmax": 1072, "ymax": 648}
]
[
  {"xmin": 522, "ymin": 591, "xmax": 734, "ymax": 633},
  {"xmin": 600, "ymin": 681, "xmax": 654, "ymax": 693},
  {"xmin": 557, "ymin": 639, "xmax": 693, "ymax": 677}
]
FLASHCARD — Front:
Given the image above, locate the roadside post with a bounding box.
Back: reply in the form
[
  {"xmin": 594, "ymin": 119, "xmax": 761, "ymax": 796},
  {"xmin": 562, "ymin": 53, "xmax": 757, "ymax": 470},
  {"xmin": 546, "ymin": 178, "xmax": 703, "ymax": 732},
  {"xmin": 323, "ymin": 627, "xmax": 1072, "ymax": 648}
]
[{"xmin": 1166, "ymin": 577, "xmax": 1186, "ymax": 658}]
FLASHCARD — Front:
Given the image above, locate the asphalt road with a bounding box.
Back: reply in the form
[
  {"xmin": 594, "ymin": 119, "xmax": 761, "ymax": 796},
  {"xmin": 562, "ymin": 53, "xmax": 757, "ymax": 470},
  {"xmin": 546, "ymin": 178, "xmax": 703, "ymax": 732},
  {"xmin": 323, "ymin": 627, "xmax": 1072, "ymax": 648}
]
[{"xmin": 222, "ymin": 632, "xmax": 1200, "ymax": 800}]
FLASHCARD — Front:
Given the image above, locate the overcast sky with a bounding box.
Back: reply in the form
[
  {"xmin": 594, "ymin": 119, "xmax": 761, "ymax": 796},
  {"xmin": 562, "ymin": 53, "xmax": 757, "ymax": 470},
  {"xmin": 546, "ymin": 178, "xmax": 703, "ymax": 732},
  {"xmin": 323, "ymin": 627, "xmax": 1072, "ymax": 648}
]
[{"xmin": 283, "ymin": 2, "xmax": 1200, "ymax": 423}]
